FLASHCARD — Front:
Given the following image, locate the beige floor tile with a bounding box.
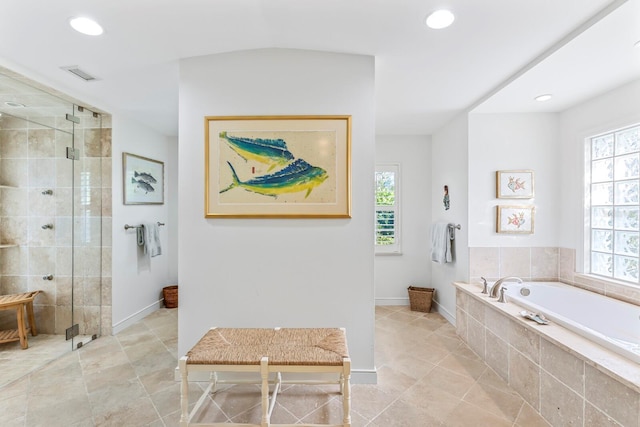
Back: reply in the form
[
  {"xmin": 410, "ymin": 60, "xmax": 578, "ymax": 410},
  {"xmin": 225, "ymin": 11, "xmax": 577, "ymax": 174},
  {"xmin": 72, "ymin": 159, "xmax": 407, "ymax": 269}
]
[
  {"xmin": 374, "ymin": 364, "xmax": 419, "ymax": 395},
  {"xmin": 0, "ymin": 392, "xmax": 27, "ymax": 423},
  {"xmin": 82, "ymin": 361, "xmax": 138, "ymax": 393},
  {"xmin": 350, "ymin": 384, "xmax": 398, "ymax": 421},
  {"xmin": 271, "ymin": 384, "xmax": 337, "ymax": 420},
  {"xmin": 26, "ymin": 394, "xmax": 93, "ymax": 427},
  {"xmin": 400, "ymin": 378, "xmax": 460, "ymax": 423},
  {"xmin": 0, "ymin": 305, "xmax": 557, "ymax": 427},
  {"xmin": 443, "ymin": 400, "xmax": 514, "ymax": 427},
  {"xmin": 92, "ymin": 395, "xmax": 159, "ymax": 426},
  {"xmin": 369, "ymin": 398, "xmax": 444, "ymax": 426},
  {"xmin": 515, "ymin": 402, "xmax": 552, "ymax": 427},
  {"xmin": 299, "ymin": 396, "xmax": 347, "ymax": 425},
  {"xmin": 463, "ymin": 381, "xmax": 524, "ymax": 421},
  {"xmin": 87, "ymin": 378, "xmax": 149, "ymax": 417},
  {"xmin": 139, "ymin": 365, "xmax": 179, "ymax": 395},
  {"xmin": 437, "ymin": 352, "xmax": 488, "ymax": 380},
  {"xmin": 420, "ymin": 365, "xmax": 476, "ymax": 399},
  {"xmin": 148, "ymin": 382, "xmax": 201, "ymax": 418},
  {"xmin": 183, "ymin": 398, "xmax": 229, "ymax": 424},
  {"xmin": 389, "ymin": 353, "xmax": 437, "ymax": 380}
]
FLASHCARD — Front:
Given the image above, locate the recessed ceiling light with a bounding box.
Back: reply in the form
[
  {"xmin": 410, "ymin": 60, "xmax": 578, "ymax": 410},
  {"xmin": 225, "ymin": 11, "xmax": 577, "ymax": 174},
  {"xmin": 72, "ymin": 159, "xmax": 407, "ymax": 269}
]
[
  {"xmin": 426, "ymin": 10, "xmax": 455, "ymax": 29},
  {"xmin": 69, "ymin": 17, "xmax": 104, "ymax": 36},
  {"xmin": 4, "ymin": 101, "xmax": 26, "ymax": 108},
  {"xmin": 535, "ymin": 94, "xmax": 553, "ymax": 102}
]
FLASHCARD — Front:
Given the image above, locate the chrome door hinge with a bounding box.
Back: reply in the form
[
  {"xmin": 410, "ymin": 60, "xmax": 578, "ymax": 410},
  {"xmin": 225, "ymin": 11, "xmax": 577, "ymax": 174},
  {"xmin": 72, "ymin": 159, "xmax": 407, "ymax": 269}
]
[
  {"xmin": 66, "ymin": 147, "xmax": 80, "ymax": 160},
  {"xmin": 65, "ymin": 113, "xmax": 80, "ymax": 124},
  {"xmin": 66, "ymin": 323, "xmax": 79, "ymax": 340}
]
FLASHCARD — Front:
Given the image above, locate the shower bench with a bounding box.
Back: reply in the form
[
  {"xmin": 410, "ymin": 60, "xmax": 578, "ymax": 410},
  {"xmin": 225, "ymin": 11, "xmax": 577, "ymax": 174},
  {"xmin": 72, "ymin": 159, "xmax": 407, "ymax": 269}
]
[
  {"xmin": 179, "ymin": 327, "xmax": 351, "ymax": 427},
  {"xmin": 0, "ymin": 290, "xmax": 41, "ymax": 349}
]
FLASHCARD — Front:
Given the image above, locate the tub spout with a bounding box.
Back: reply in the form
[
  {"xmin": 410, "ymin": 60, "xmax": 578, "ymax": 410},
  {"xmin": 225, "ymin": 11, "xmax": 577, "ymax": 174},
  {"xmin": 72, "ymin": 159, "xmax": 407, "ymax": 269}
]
[{"xmin": 490, "ymin": 276, "xmax": 522, "ymax": 298}]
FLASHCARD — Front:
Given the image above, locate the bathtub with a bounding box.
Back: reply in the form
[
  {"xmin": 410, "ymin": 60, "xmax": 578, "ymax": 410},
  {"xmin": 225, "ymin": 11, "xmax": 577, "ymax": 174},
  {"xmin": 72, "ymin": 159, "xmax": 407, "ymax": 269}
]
[{"xmin": 503, "ymin": 281, "xmax": 640, "ymax": 364}]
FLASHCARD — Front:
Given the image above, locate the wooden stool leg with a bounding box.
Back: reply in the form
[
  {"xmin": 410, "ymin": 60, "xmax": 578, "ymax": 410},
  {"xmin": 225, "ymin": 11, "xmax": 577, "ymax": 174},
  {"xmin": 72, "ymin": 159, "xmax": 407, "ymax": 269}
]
[
  {"xmin": 26, "ymin": 301, "xmax": 37, "ymax": 336},
  {"xmin": 16, "ymin": 306, "xmax": 27, "ymax": 349},
  {"xmin": 179, "ymin": 357, "xmax": 189, "ymax": 427},
  {"xmin": 342, "ymin": 358, "xmax": 351, "ymax": 427},
  {"xmin": 260, "ymin": 357, "xmax": 270, "ymax": 427}
]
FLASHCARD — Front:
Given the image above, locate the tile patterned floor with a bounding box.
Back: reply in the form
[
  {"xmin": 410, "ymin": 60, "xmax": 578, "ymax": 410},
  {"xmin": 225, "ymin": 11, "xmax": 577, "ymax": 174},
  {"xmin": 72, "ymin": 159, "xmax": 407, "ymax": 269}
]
[
  {"xmin": 0, "ymin": 306, "xmax": 550, "ymax": 426},
  {"xmin": 0, "ymin": 334, "xmax": 94, "ymax": 388}
]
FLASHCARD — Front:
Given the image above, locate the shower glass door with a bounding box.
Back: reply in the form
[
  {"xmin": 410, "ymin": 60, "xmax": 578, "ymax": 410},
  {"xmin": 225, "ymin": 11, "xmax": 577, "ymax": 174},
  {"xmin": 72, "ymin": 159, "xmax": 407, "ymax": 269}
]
[{"xmin": 70, "ymin": 104, "xmax": 103, "ymax": 349}]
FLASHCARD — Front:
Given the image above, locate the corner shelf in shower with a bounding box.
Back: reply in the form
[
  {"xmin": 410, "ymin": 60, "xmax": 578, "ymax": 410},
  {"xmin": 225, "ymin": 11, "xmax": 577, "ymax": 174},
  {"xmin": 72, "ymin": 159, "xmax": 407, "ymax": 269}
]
[
  {"xmin": 0, "ymin": 244, "xmax": 18, "ymax": 249},
  {"xmin": 0, "ymin": 185, "xmax": 18, "ymax": 189}
]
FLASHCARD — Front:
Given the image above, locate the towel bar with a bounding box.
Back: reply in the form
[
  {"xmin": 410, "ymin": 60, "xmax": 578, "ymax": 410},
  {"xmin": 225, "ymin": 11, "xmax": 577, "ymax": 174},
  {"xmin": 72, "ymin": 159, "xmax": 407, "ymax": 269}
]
[{"xmin": 124, "ymin": 222, "xmax": 165, "ymax": 230}]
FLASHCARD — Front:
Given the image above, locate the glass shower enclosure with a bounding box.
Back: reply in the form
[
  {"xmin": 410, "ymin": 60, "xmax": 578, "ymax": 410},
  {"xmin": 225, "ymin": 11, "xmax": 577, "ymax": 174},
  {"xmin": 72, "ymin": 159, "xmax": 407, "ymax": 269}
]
[{"xmin": 0, "ymin": 69, "xmax": 104, "ymax": 362}]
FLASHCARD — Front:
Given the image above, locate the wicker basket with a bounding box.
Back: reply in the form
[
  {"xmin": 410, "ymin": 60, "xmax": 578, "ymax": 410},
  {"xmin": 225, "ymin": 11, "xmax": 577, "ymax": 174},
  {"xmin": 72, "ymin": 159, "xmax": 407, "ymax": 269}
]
[
  {"xmin": 163, "ymin": 285, "xmax": 178, "ymax": 308},
  {"xmin": 407, "ymin": 286, "xmax": 434, "ymax": 313}
]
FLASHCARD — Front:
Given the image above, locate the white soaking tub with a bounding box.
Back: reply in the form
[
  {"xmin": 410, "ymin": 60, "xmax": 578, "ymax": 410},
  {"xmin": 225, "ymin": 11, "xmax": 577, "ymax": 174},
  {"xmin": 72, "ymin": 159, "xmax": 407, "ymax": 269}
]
[{"xmin": 503, "ymin": 281, "xmax": 640, "ymax": 364}]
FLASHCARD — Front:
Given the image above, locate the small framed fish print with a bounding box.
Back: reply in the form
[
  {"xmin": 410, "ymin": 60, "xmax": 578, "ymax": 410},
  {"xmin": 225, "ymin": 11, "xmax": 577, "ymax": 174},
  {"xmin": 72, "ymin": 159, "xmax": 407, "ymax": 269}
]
[
  {"xmin": 496, "ymin": 205, "xmax": 534, "ymax": 234},
  {"xmin": 205, "ymin": 115, "xmax": 351, "ymax": 218},
  {"xmin": 123, "ymin": 152, "xmax": 164, "ymax": 205},
  {"xmin": 496, "ymin": 170, "xmax": 534, "ymax": 199}
]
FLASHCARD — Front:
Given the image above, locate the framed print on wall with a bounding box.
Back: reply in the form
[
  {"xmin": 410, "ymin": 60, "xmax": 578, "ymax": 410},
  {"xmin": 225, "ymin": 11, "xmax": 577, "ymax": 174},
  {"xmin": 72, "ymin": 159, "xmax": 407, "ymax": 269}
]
[
  {"xmin": 496, "ymin": 170, "xmax": 534, "ymax": 199},
  {"xmin": 205, "ymin": 115, "xmax": 351, "ymax": 218},
  {"xmin": 496, "ymin": 205, "xmax": 534, "ymax": 234},
  {"xmin": 123, "ymin": 152, "xmax": 164, "ymax": 205}
]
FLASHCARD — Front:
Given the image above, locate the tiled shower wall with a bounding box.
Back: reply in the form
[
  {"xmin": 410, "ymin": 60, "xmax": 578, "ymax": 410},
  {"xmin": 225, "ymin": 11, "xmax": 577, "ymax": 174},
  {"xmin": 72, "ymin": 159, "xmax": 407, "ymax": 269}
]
[
  {"xmin": 469, "ymin": 246, "xmax": 640, "ymax": 306},
  {"xmin": 0, "ymin": 114, "xmax": 112, "ymax": 337}
]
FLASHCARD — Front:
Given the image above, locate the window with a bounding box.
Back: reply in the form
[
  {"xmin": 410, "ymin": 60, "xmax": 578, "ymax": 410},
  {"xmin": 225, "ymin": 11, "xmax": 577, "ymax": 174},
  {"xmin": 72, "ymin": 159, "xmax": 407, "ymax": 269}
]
[
  {"xmin": 375, "ymin": 164, "xmax": 400, "ymax": 254},
  {"xmin": 588, "ymin": 124, "xmax": 640, "ymax": 284}
]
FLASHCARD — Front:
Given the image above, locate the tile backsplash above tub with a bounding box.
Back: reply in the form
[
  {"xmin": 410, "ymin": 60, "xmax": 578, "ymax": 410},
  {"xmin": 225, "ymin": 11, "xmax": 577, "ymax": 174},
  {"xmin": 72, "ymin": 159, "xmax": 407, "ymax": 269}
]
[{"xmin": 469, "ymin": 246, "xmax": 640, "ymax": 307}]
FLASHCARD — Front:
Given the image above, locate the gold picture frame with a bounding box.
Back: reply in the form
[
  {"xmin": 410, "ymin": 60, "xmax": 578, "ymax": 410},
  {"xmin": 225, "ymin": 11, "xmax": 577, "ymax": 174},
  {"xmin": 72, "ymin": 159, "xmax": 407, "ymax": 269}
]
[
  {"xmin": 496, "ymin": 170, "xmax": 534, "ymax": 199},
  {"xmin": 496, "ymin": 205, "xmax": 534, "ymax": 234},
  {"xmin": 123, "ymin": 152, "xmax": 164, "ymax": 205},
  {"xmin": 205, "ymin": 115, "xmax": 351, "ymax": 218}
]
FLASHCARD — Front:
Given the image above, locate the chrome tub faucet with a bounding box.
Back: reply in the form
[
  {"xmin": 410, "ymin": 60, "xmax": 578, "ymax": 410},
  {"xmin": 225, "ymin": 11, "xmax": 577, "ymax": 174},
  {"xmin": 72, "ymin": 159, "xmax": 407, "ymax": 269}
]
[{"xmin": 489, "ymin": 276, "xmax": 523, "ymax": 300}]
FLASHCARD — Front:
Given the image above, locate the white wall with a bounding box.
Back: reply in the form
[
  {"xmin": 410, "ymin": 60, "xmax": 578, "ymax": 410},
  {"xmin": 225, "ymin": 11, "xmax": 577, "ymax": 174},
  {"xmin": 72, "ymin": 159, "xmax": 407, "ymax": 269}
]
[
  {"xmin": 178, "ymin": 49, "xmax": 376, "ymax": 381},
  {"xmin": 111, "ymin": 115, "xmax": 178, "ymax": 332},
  {"xmin": 559, "ymin": 78, "xmax": 640, "ymax": 271},
  {"xmin": 430, "ymin": 114, "xmax": 469, "ymax": 323},
  {"xmin": 375, "ymin": 135, "xmax": 431, "ymax": 305},
  {"xmin": 468, "ymin": 113, "xmax": 561, "ymax": 248}
]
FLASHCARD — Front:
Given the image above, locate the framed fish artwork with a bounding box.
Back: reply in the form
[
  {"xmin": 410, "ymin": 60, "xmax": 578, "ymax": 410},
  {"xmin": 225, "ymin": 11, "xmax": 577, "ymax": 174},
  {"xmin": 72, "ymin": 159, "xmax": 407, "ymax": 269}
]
[
  {"xmin": 496, "ymin": 170, "xmax": 534, "ymax": 199},
  {"xmin": 123, "ymin": 152, "xmax": 164, "ymax": 205},
  {"xmin": 496, "ymin": 205, "xmax": 534, "ymax": 234},
  {"xmin": 205, "ymin": 115, "xmax": 351, "ymax": 218}
]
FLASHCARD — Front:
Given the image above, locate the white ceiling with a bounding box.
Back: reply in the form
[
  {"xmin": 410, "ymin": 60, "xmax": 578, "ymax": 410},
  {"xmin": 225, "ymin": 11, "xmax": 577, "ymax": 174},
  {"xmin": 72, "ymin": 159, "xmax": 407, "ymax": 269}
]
[{"xmin": 0, "ymin": 0, "xmax": 638, "ymax": 137}]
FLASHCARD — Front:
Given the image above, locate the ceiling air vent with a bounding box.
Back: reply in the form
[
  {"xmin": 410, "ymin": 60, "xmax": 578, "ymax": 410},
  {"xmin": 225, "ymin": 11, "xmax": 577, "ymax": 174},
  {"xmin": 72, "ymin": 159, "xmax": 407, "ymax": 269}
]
[{"xmin": 61, "ymin": 65, "xmax": 99, "ymax": 82}]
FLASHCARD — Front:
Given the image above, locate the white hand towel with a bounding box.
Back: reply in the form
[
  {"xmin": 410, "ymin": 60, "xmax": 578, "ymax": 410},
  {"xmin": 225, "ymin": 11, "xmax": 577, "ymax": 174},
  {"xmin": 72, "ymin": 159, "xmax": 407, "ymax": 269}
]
[
  {"xmin": 142, "ymin": 223, "xmax": 162, "ymax": 258},
  {"xmin": 431, "ymin": 222, "xmax": 452, "ymax": 263}
]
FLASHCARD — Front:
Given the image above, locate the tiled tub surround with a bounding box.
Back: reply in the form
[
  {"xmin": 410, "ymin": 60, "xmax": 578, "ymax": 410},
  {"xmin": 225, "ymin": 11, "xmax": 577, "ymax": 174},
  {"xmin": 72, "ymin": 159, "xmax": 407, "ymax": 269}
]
[
  {"xmin": 502, "ymin": 281, "xmax": 640, "ymax": 364},
  {"xmin": 469, "ymin": 247, "xmax": 640, "ymax": 307},
  {"xmin": 454, "ymin": 281, "xmax": 640, "ymax": 427}
]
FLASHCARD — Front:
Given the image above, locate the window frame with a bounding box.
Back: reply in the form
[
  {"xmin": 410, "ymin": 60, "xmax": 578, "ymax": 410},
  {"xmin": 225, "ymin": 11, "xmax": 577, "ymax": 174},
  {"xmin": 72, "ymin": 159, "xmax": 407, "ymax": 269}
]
[
  {"xmin": 586, "ymin": 123, "xmax": 640, "ymax": 285},
  {"xmin": 375, "ymin": 163, "xmax": 401, "ymax": 255}
]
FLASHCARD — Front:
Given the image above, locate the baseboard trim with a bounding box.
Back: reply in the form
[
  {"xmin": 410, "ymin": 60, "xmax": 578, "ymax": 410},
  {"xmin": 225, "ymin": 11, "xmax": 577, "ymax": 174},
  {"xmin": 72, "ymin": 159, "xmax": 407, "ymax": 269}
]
[
  {"xmin": 112, "ymin": 299, "xmax": 163, "ymax": 334},
  {"xmin": 175, "ymin": 367, "xmax": 377, "ymax": 384},
  {"xmin": 433, "ymin": 300, "xmax": 456, "ymax": 326},
  {"xmin": 375, "ymin": 297, "xmax": 409, "ymax": 306}
]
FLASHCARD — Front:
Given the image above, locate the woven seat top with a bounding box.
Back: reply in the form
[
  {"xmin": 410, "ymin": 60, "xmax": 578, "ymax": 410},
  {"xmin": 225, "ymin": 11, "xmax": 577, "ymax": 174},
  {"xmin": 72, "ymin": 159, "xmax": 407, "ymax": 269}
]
[
  {"xmin": 0, "ymin": 291, "xmax": 41, "ymax": 308},
  {"xmin": 186, "ymin": 328, "xmax": 349, "ymax": 366}
]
